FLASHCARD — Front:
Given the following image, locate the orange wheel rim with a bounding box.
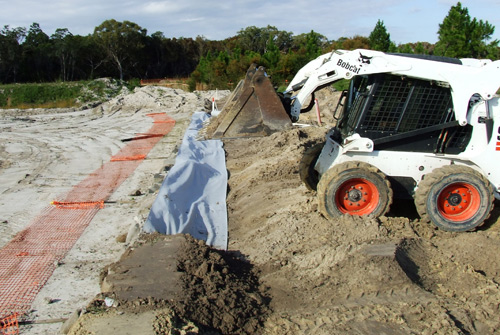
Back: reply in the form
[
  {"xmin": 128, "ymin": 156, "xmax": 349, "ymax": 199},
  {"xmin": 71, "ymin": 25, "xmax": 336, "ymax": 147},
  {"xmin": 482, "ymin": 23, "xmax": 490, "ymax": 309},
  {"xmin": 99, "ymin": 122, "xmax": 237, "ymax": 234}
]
[
  {"xmin": 437, "ymin": 182, "xmax": 480, "ymax": 221},
  {"xmin": 335, "ymin": 178, "xmax": 379, "ymax": 215}
]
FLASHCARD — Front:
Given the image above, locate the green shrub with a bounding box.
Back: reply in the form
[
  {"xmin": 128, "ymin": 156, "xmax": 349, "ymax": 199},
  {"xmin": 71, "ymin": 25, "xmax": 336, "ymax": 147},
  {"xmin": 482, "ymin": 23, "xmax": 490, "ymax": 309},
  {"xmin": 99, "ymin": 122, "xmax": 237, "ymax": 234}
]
[
  {"xmin": 0, "ymin": 79, "xmax": 126, "ymax": 109},
  {"xmin": 126, "ymin": 78, "xmax": 141, "ymax": 91}
]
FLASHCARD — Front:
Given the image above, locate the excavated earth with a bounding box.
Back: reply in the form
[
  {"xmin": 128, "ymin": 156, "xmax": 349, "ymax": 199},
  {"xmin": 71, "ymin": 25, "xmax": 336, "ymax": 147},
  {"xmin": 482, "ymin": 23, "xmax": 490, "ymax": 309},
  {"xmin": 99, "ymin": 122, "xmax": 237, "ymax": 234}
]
[
  {"xmin": 222, "ymin": 126, "xmax": 500, "ymax": 335},
  {"xmin": 6, "ymin": 87, "xmax": 500, "ymax": 334}
]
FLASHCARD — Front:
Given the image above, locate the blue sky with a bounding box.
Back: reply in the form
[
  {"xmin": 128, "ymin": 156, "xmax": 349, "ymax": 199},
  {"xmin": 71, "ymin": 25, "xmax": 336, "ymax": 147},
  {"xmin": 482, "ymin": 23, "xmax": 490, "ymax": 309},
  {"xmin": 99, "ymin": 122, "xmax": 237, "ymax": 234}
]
[{"xmin": 1, "ymin": 0, "xmax": 499, "ymax": 44}]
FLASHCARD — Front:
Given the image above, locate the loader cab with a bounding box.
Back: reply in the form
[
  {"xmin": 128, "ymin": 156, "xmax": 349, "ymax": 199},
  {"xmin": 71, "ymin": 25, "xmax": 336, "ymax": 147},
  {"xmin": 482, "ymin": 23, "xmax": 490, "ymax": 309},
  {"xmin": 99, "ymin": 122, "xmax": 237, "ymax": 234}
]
[{"xmin": 335, "ymin": 73, "xmax": 473, "ymax": 154}]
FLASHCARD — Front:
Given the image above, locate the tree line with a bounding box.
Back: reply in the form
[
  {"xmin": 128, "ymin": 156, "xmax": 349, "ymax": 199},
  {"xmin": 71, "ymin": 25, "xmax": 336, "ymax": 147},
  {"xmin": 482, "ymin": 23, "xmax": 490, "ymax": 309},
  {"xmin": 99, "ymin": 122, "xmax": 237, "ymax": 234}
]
[
  {"xmin": 1, "ymin": 2, "xmax": 498, "ymax": 91},
  {"xmin": 0, "ymin": 20, "xmax": 224, "ymax": 84}
]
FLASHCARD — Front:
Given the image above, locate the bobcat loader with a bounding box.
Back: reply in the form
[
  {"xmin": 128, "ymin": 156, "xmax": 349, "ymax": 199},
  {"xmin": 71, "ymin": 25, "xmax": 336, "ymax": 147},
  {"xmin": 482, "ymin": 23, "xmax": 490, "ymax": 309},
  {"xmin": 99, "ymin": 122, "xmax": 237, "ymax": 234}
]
[
  {"xmin": 202, "ymin": 48, "xmax": 500, "ymax": 232},
  {"xmin": 293, "ymin": 49, "xmax": 500, "ymax": 232}
]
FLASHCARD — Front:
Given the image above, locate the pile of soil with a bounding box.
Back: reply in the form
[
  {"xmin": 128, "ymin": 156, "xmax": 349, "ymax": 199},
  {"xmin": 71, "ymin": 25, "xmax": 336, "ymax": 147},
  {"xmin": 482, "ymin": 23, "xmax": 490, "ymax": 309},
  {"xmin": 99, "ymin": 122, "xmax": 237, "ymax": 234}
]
[
  {"xmin": 224, "ymin": 124, "xmax": 500, "ymax": 334},
  {"xmin": 70, "ymin": 234, "xmax": 269, "ymax": 335},
  {"xmin": 173, "ymin": 235, "xmax": 270, "ymax": 334}
]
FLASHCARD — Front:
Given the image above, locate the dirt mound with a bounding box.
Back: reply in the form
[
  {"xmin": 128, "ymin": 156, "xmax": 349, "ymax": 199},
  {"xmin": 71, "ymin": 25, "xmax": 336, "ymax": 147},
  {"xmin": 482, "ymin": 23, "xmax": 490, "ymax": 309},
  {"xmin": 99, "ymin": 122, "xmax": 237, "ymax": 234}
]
[
  {"xmin": 70, "ymin": 234, "xmax": 269, "ymax": 334},
  {"xmin": 223, "ymin": 125, "xmax": 500, "ymax": 334},
  {"xmin": 173, "ymin": 235, "xmax": 270, "ymax": 334}
]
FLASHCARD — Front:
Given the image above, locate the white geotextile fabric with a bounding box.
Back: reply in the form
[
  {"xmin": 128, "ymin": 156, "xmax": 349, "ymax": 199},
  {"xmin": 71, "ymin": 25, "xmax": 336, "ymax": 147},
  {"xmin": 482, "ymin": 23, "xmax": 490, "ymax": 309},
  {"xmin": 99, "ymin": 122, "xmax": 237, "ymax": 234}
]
[{"xmin": 144, "ymin": 112, "xmax": 228, "ymax": 250}]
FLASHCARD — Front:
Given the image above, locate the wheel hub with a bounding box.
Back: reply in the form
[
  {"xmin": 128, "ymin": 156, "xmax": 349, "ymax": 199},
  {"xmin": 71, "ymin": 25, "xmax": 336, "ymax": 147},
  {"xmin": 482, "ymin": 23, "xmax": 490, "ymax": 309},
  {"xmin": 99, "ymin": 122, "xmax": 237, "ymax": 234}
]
[
  {"xmin": 438, "ymin": 183, "xmax": 480, "ymax": 221},
  {"xmin": 447, "ymin": 193, "xmax": 462, "ymax": 206},
  {"xmin": 348, "ymin": 189, "xmax": 363, "ymax": 202},
  {"xmin": 336, "ymin": 179, "xmax": 379, "ymax": 215}
]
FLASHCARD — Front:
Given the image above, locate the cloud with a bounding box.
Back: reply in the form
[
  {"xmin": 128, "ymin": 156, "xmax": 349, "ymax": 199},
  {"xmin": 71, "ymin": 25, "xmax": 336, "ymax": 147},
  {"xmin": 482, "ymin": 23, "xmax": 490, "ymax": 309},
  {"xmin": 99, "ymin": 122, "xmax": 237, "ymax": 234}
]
[
  {"xmin": 409, "ymin": 7, "xmax": 422, "ymax": 14},
  {"xmin": 139, "ymin": 1, "xmax": 183, "ymax": 14},
  {"xmin": 181, "ymin": 17, "xmax": 205, "ymax": 23},
  {"xmin": 0, "ymin": 0, "xmax": 499, "ymax": 43}
]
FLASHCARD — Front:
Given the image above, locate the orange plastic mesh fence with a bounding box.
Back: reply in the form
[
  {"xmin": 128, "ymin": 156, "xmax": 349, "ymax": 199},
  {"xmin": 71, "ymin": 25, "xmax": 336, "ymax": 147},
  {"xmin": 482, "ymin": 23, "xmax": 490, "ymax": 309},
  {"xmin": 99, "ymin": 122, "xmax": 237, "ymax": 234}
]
[
  {"xmin": 0, "ymin": 313, "xmax": 19, "ymax": 335},
  {"xmin": 0, "ymin": 113, "xmax": 175, "ymax": 322},
  {"xmin": 51, "ymin": 201, "xmax": 105, "ymax": 209},
  {"xmin": 110, "ymin": 154, "xmax": 147, "ymax": 162},
  {"xmin": 0, "ymin": 208, "xmax": 92, "ymax": 317}
]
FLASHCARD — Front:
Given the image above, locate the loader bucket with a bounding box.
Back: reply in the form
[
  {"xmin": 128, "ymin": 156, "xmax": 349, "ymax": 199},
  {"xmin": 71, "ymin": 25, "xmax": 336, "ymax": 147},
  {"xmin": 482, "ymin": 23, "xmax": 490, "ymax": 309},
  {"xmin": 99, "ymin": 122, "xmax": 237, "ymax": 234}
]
[{"xmin": 198, "ymin": 64, "xmax": 292, "ymax": 140}]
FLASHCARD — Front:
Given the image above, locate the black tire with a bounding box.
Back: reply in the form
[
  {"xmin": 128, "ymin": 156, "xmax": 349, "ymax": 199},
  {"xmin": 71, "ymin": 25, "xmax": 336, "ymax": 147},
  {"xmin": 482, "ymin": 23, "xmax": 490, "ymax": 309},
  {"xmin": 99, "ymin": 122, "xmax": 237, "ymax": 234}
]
[
  {"xmin": 317, "ymin": 161, "xmax": 392, "ymax": 219},
  {"xmin": 299, "ymin": 142, "xmax": 324, "ymax": 191},
  {"xmin": 414, "ymin": 165, "xmax": 494, "ymax": 232}
]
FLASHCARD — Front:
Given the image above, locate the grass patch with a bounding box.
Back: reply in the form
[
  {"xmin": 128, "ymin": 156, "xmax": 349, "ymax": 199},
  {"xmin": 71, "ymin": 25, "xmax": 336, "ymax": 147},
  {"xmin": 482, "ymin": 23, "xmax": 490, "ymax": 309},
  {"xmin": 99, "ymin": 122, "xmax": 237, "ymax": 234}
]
[
  {"xmin": 0, "ymin": 82, "xmax": 81, "ymax": 108},
  {"xmin": 0, "ymin": 79, "xmax": 136, "ymax": 109}
]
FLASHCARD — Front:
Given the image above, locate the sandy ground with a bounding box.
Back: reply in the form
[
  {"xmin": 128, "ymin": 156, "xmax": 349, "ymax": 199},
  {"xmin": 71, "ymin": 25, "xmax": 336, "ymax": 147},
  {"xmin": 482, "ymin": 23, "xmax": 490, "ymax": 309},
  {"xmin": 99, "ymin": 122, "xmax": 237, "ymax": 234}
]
[
  {"xmin": 0, "ymin": 86, "xmax": 223, "ymax": 334},
  {"xmin": 2, "ymin": 86, "xmax": 500, "ymax": 334}
]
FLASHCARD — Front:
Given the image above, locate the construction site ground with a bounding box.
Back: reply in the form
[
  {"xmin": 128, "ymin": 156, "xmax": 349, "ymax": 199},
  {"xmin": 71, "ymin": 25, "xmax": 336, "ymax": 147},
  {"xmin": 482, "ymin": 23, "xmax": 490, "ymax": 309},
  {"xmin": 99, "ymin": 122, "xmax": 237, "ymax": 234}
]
[{"xmin": 1, "ymin": 86, "xmax": 500, "ymax": 334}]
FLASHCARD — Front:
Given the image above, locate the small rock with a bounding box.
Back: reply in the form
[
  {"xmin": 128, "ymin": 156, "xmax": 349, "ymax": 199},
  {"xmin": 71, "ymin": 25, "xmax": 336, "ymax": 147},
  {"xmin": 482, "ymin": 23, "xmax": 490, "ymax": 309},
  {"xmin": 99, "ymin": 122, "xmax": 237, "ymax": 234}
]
[
  {"xmin": 126, "ymin": 222, "xmax": 141, "ymax": 244},
  {"xmin": 104, "ymin": 297, "xmax": 115, "ymax": 307},
  {"xmin": 116, "ymin": 233, "xmax": 127, "ymax": 243},
  {"xmin": 130, "ymin": 189, "xmax": 142, "ymax": 196}
]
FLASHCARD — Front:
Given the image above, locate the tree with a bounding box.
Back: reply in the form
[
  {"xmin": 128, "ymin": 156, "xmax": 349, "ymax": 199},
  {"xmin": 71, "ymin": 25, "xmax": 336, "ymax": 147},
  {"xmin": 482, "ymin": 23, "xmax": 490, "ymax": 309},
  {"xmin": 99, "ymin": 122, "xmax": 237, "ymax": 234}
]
[
  {"xmin": 93, "ymin": 20, "xmax": 147, "ymax": 80},
  {"xmin": 329, "ymin": 36, "xmax": 370, "ymax": 51},
  {"xmin": 369, "ymin": 20, "xmax": 392, "ymax": 52},
  {"xmin": 435, "ymin": 2, "xmax": 498, "ymax": 58},
  {"xmin": 237, "ymin": 25, "xmax": 292, "ymax": 54},
  {"xmin": 0, "ymin": 25, "xmax": 26, "ymax": 83},
  {"xmin": 76, "ymin": 35, "xmax": 106, "ymax": 80},
  {"xmin": 262, "ymin": 36, "xmax": 280, "ymax": 69},
  {"xmin": 24, "ymin": 23, "xmax": 49, "ymax": 48},
  {"xmin": 51, "ymin": 28, "xmax": 73, "ymax": 81},
  {"xmin": 282, "ymin": 30, "xmax": 328, "ymax": 77},
  {"xmin": 293, "ymin": 30, "xmax": 327, "ymax": 59},
  {"xmin": 396, "ymin": 42, "xmax": 433, "ymax": 55},
  {"xmin": 22, "ymin": 23, "xmax": 54, "ymax": 81}
]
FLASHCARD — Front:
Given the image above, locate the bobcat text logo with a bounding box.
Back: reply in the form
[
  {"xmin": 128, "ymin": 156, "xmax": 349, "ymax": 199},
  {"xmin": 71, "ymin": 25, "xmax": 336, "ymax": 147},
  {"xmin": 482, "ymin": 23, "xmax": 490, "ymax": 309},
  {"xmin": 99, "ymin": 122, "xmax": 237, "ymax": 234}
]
[
  {"xmin": 359, "ymin": 53, "xmax": 373, "ymax": 64},
  {"xmin": 337, "ymin": 59, "xmax": 361, "ymax": 74}
]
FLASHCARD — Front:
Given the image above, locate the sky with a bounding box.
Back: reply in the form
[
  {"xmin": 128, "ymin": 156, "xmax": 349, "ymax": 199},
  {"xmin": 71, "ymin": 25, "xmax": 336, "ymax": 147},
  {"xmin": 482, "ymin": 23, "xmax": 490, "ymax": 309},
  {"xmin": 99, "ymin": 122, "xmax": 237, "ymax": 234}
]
[{"xmin": 1, "ymin": 0, "xmax": 500, "ymax": 45}]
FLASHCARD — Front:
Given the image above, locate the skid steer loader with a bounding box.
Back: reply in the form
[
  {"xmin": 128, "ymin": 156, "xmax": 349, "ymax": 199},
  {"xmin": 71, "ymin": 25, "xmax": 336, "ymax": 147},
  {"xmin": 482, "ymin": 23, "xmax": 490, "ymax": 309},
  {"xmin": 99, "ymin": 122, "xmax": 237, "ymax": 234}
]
[
  {"xmin": 201, "ymin": 48, "xmax": 500, "ymax": 231},
  {"xmin": 292, "ymin": 49, "xmax": 500, "ymax": 232}
]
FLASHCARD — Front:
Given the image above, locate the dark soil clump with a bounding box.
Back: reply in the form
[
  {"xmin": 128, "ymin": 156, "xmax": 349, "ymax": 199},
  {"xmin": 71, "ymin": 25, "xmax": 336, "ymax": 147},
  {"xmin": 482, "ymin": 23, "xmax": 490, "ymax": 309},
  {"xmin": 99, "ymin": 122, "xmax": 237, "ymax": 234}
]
[{"xmin": 173, "ymin": 235, "xmax": 270, "ymax": 334}]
